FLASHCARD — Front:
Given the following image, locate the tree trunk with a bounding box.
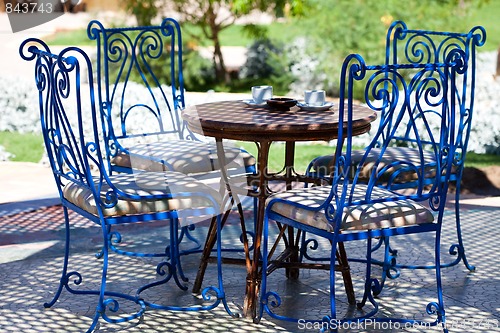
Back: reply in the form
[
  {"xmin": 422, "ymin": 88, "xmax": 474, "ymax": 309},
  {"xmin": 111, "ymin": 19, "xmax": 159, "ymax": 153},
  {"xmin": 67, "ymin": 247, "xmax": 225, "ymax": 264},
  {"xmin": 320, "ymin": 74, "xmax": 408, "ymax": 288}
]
[
  {"xmin": 212, "ymin": 36, "xmax": 229, "ymax": 84},
  {"xmin": 206, "ymin": 4, "xmax": 229, "ymax": 84}
]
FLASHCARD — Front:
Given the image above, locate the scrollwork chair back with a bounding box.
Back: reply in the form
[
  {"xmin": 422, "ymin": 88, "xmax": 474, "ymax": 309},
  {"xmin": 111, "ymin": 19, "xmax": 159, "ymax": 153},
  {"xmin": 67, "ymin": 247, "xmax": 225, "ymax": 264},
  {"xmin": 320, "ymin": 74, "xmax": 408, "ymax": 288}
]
[
  {"xmin": 382, "ymin": 20, "xmax": 486, "ymax": 167},
  {"xmin": 87, "ymin": 18, "xmax": 256, "ymax": 177},
  {"xmin": 259, "ymin": 52, "xmax": 465, "ymax": 333},
  {"xmin": 305, "ymin": 22, "xmax": 486, "ymax": 282}
]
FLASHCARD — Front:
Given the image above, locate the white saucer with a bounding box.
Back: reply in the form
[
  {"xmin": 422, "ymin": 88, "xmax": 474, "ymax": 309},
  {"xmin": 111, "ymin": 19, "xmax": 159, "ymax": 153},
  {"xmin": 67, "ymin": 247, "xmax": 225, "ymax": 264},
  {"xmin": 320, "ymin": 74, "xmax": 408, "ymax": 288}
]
[
  {"xmin": 297, "ymin": 102, "xmax": 334, "ymax": 111},
  {"xmin": 242, "ymin": 99, "xmax": 267, "ymax": 107}
]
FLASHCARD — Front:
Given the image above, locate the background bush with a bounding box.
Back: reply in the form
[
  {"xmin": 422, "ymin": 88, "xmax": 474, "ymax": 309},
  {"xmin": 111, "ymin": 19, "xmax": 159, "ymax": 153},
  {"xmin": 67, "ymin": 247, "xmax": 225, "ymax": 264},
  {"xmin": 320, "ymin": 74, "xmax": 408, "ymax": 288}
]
[{"xmin": 238, "ymin": 38, "xmax": 294, "ymax": 95}]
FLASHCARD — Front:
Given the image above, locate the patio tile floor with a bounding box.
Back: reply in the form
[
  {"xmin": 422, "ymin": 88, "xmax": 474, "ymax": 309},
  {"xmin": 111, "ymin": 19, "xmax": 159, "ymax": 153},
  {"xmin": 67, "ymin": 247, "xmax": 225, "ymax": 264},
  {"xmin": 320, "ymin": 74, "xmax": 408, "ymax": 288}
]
[{"xmin": 0, "ymin": 199, "xmax": 499, "ymax": 332}]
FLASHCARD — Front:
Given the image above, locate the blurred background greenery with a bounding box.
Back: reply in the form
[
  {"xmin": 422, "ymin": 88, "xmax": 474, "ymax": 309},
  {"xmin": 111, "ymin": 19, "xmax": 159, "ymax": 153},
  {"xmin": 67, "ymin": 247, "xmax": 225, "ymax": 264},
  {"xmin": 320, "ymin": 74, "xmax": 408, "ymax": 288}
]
[
  {"xmin": 4, "ymin": 0, "xmax": 499, "ymax": 166},
  {"xmin": 44, "ymin": 0, "xmax": 496, "ymax": 96}
]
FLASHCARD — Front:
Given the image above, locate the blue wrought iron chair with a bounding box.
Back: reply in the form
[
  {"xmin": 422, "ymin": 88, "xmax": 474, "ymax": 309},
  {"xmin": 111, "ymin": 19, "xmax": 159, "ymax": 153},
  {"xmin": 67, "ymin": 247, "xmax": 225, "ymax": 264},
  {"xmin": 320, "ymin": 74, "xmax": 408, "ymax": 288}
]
[
  {"xmin": 20, "ymin": 40, "xmax": 236, "ymax": 332},
  {"xmin": 305, "ymin": 22, "xmax": 486, "ymax": 289},
  {"xmin": 86, "ymin": 18, "xmax": 255, "ymax": 177},
  {"xmin": 258, "ymin": 50, "xmax": 469, "ymax": 332},
  {"xmin": 86, "ymin": 19, "xmax": 257, "ymax": 283}
]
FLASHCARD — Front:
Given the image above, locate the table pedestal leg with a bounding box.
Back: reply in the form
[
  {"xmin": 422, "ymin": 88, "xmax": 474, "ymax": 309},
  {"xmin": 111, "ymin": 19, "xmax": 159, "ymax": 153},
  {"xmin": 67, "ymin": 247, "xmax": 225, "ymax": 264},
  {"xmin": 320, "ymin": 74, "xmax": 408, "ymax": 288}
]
[
  {"xmin": 243, "ymin": 277, "xmax": 261, "ymax": 319},
  {"xmin": 284, "ymin": 142, "xmax": 300, "ymax": 280},
  {"xmin": 242, "ymin": 140, "xmax": 270, "ymax": 318}
]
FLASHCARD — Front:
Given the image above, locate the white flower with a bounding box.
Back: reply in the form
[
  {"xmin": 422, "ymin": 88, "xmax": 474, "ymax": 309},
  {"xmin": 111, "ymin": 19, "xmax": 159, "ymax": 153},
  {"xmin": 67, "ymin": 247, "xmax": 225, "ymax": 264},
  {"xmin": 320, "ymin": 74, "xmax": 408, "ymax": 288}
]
[
  {"xmin": 0, "ymin": 145, "xmax": 14, "ymax": 161},
  {"xmin": 0, "ymin": 75, "xmax": 40, "ymax": 133}
]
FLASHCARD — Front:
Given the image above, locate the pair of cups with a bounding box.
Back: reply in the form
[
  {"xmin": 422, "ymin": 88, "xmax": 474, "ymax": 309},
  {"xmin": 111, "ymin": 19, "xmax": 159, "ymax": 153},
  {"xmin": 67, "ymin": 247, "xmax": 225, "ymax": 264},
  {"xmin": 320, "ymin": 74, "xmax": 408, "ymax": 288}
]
[{"xmin": 252, "ymin": 85, "xmax": 326, "ymax": 106}]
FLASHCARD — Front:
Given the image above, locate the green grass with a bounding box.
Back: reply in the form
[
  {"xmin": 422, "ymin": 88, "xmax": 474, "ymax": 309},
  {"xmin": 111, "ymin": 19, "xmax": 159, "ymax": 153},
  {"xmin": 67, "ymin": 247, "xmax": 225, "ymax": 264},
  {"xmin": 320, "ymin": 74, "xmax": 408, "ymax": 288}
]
[
  {"xmin": 237, "ymin": 142, "xmax": 500, "ymax": 172},
  {"xmin": 44, "ymin": 21, "xmax": 302, "ymax": 47},
  {"xmin": 0, "ymin": 131, "xmax": 44, "ymax": 163},
  {"xmin": 238, "ymin": 142, "xmax": 336, "ymax": 173},
  {"xmin": 464, "ymin": 152, "xmax": 500, "ymax": 168},
  {"xmin": 2, "ymin": 134, "xmax": 498, "ymax": 169},
  {"xmin": 468, "ymin": 0, "xmax": 500, "ymax": 52},
  {"xmin": 44, "ymin": 28, "xmax": 95, "ymax": 46}
]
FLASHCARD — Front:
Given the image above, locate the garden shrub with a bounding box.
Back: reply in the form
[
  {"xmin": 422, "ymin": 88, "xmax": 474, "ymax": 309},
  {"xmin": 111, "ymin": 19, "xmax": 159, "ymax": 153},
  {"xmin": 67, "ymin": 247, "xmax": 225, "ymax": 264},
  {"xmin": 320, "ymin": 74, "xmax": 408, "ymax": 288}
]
[{"xmin": 239, "ymin": 38, "xmax": 294, "ymax": 95}]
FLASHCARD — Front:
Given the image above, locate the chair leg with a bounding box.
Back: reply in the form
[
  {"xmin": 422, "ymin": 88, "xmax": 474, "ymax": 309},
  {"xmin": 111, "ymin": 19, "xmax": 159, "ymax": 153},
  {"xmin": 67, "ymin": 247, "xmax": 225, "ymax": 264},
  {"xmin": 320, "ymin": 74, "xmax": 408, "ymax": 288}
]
[
  {"xmin": 434, "ymin": 227, "xmax": 449, "ymax": 333},
  {"xmin": 44, "ymin": 206, "xmax": 71, "ymax": 308},
  {"xmin": 336, "ymin": 242, "xmax": 356, "ymax": 305},
  {"xmin": 256, "ymin": 214, "xmax": 271, "ymax": 323},
  {"xmin": 192, "ymin": 215, "xmax": 220, "ymax": 293},
  {"xmin": 88, "ymin": 229, "xmax": 112, "ymax": 333},
  {"xmin": 329, "ymin": 241, "xmax": 338, "ymax": 327},
  {"xmin": 448, "ymin": 188, "xmax": 475, "ymax": 271},
  {"xmin": 88, "ymin": 221, "xmax": 145, "ymax": 332},
  {"xmin": 357, "ymin": 237, "xmax": 379, "ymax": 311},
  {"xmin": 169, "ymin": 218, "xmax": 189, "ymax": 290},
  {"xmin": 214, "ymin": 212, "xmax": 240, "ymax": 317},
  {"xmin": 192, "ymin": 196, "xmax": 250, "ymax": 293}
]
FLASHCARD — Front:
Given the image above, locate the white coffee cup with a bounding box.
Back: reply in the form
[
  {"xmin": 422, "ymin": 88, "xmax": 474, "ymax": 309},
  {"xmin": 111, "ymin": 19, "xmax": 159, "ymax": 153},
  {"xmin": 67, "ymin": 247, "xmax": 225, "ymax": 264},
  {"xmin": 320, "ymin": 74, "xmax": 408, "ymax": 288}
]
[
  {"xmin": 304, "ymin": 89, "xmax": 326, "ymax": 106},
  {"xmin": 252, "ymin": 85, "xmax": 273, "ymax": 104}
]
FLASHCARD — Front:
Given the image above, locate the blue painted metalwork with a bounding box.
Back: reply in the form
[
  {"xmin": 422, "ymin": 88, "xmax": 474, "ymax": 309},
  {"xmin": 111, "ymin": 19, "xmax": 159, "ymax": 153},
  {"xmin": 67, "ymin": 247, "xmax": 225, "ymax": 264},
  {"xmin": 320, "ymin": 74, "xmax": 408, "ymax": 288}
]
[
  {"xmin": 304, "ymin": 22, "xmax": 486, "ymax": 289},
  {"xmin": 87, "ymin": 19, "xmax": 186, "ymax": 156},
  {"xmin": 86, "ymin": 19, "xmax": 257, "ymax": 260},
  {"xmin": 259, "ymin": 49, "xmax": 469, "ymax": 332},
  {"xmin": 378, "ymin": 21, "xmax": 486, "ymax": 273},
  {"xmin": 20, "ymin": 40, "xmax": 237, "ymax": 332}
]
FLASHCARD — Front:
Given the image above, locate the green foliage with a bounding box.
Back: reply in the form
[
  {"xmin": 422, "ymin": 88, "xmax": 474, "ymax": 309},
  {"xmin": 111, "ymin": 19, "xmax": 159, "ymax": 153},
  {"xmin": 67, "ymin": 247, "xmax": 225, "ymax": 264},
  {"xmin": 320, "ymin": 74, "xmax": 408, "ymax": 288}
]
[
  {"xmin": 293, "ymin": 0, "xmax": 485, "ymax": 100},
  {"xmin": 182, "ymin": 48, "xmax": 217, "ymax": 91},
  {"xmin": 240, "ymin": 24, "xmax": 269, "ymax": 41},
  {"xmin": 123, "ymin": 0, "xmax": 160, "ymax": 26},
  {"xmin": 232, "ymin": 0, "xmax": 307, "ymax": 17},
  {"xmin": 238, "ymin": 39, "xmax": 294, "ymax": 94},
  {"xmin": 0, "ymin": 131, "xmax": 44, "ymax": 162}
]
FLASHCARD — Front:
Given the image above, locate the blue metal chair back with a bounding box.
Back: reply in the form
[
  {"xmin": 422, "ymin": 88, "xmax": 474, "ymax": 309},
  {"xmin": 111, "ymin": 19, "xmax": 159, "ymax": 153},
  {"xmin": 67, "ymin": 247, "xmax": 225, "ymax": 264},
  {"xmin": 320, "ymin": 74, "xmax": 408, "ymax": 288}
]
[
  {"xmin": 87, "ymin": 19, "xmax": 186, "ymax": 171},
  {"xmin": 380, "ymin": 21, "xmax": 486, "ymax": 157},
  {"xmin": 20, "ymin": 40, "xmax": 106, "ymax": 208},
  {"xmin": 329, "ymin": 52, "xmax": 465, "ymax": 231}
]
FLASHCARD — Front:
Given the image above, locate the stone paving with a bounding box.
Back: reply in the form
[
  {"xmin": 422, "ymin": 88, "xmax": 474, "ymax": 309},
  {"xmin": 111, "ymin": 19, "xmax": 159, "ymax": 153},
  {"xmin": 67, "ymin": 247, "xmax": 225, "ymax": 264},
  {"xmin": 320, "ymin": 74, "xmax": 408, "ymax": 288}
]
[{"xmin": 1, "ymin": 192, "xmax": 500, "ymax": 332}]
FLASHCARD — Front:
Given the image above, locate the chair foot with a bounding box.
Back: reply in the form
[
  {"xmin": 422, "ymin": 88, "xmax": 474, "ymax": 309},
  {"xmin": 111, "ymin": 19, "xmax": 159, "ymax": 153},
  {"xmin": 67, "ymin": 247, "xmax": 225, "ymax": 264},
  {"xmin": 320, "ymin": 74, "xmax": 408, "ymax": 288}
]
[
  {"xmin": 46, "ymin": 269, "xmax": 147, "ymax": 332},
  {"xmin": 44, "ymin": 267, "xmax": 70, "ymax": 308},
  {"xmin": 444, "ymin": 243, "xmax": 475, "ymax": 271}
]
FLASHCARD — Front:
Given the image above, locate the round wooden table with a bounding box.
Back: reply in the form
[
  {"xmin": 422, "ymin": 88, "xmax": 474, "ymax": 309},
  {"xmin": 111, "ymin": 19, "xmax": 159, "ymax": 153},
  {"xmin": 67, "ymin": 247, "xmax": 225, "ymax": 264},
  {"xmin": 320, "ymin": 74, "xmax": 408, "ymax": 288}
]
[
  {"xmin": 182, "ymin": 100, "xmax": 377, "ymax": 318},
  {"xmin": 183, "ymin": 100, "xmax": 375, "ymax": 142}
]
